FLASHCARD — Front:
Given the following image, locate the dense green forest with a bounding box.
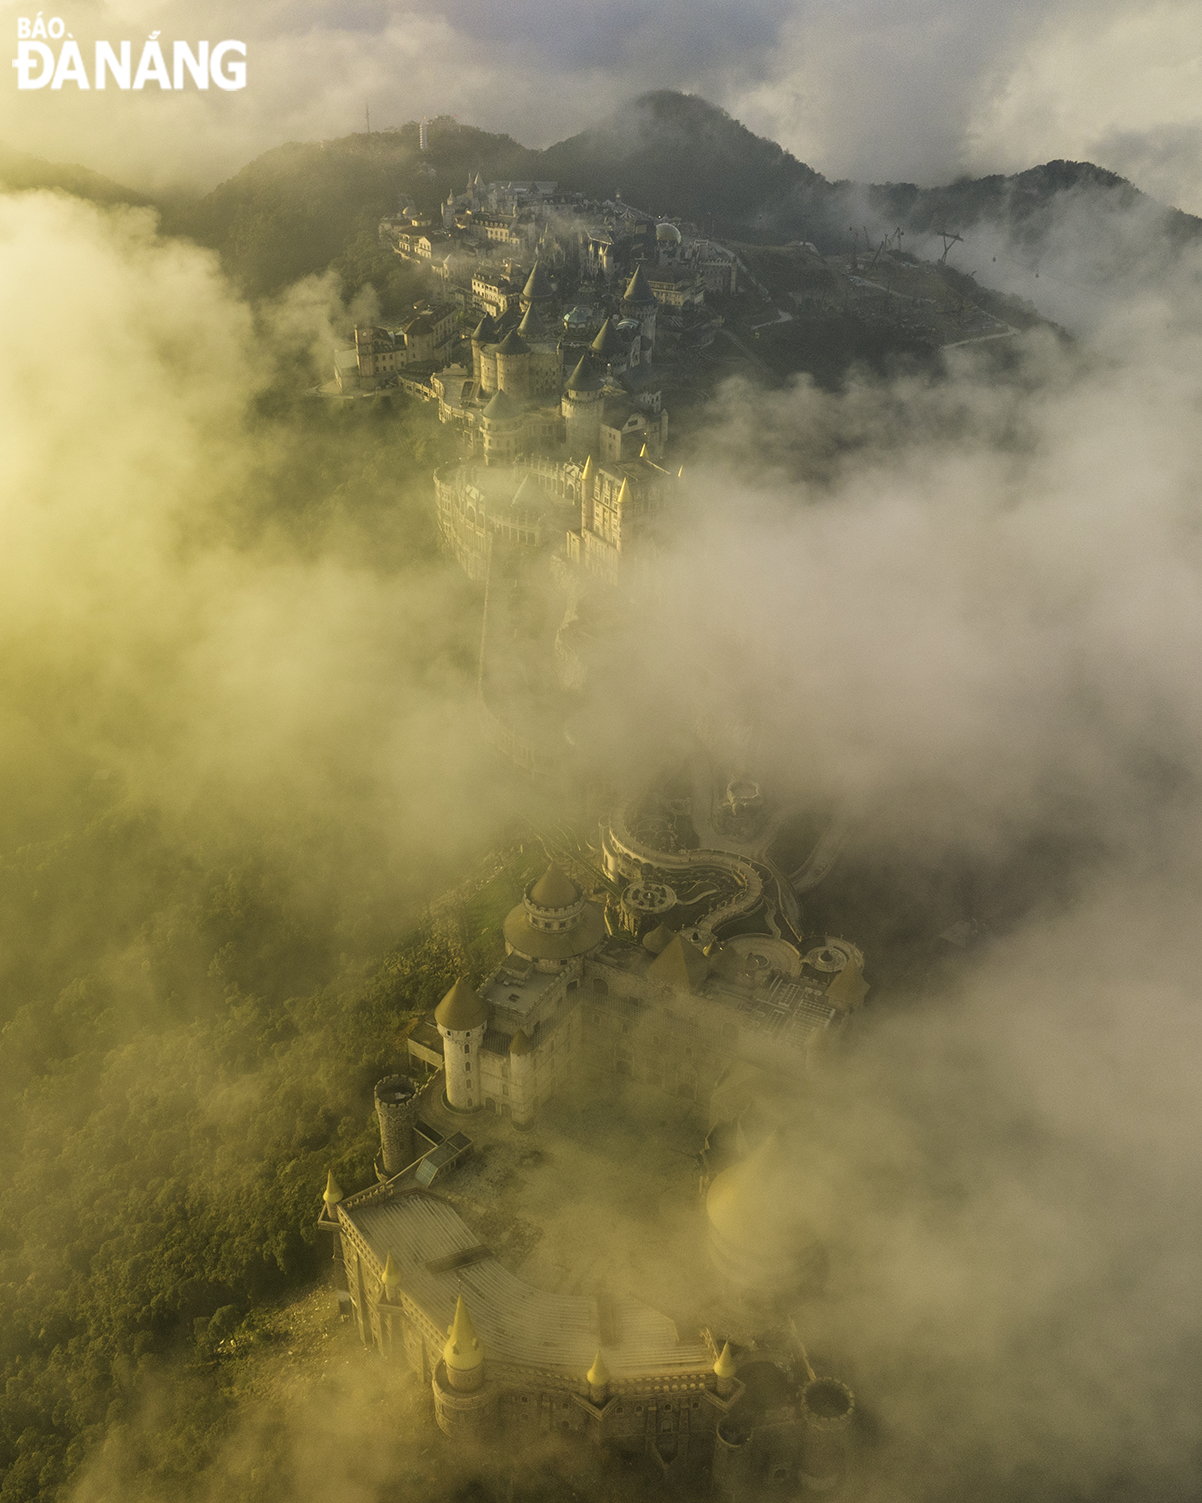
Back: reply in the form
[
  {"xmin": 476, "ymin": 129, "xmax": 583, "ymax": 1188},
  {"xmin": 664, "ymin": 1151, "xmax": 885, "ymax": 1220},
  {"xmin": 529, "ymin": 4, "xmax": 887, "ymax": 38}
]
[{"xmin": 0, "ymin": 389, "xmax": 544, "ymax": 1502}]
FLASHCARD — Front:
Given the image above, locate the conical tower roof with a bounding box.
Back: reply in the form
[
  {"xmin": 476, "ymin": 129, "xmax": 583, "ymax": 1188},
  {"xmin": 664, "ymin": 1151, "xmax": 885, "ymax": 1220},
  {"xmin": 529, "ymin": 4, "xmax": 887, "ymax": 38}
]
[
  {"xmin": 642, "ymin": 921, "xmax": 675, "ymax": 956},
  {"xmin": 517, "ymin": 303, "xmax": 545, "ymax": 340},
  {"xmin": 647, "ymin": 932, "xmax": 708, "ymax": 991},
  {"xmin": 623, "ymin": 263, "xmax": 656, "ymax": 306},
  {"xmin": 509, "ymin": 1028, "xmax": 533, "ymax": 1056},
  {"xmin": 580, "ymin": 454, "xmax": 594, "ymax": 484},
  {"xmin": 566, "ymin": 353, "xmax": 602, "ymax": 392},
  {"xmin": 472, "ymin": 312, "xmax": 498, "ymax": 343},
  {"xmin": 591, "ymin": 317, "xmax": 622, "ymax": 358},
  {"xmin": 522, "ymin": 262, "xmax": 554, "ymax": 302},
  {"xmin": 614, "ymin": 477, "xmax": 631, "ymax": 507},
  {"xmin": 443, "ymin": 1293, "xmax": 484, "ymax": 1372},
  {"xmin": 496, "ymin": 327, "xmax": 530, "ymax": 356},
  {"xmin": 382, "ymin": 1252, "xmax": 401, "ymax": 1287},
  {"xmin": 323, "ymin": 1168, "xmax": 342, "ymax": 1207},
  {"xmin": 483, "ymin": 388, "xmax": 521, "ymax": 422},
  {"xmin": 713, "ymin": 1341, "xmax": 738, "ymax": 1379},
  {"xmin": 435, "ymin": 977, "xmax": 488, "ymax": 1030},
  {"xmin": 587, "ymin": 1349, "xmax": 610, "ymax": 1387},
  {"xmin": 530, "ymin": 862, "xmax": 580, "ymax": 908}
]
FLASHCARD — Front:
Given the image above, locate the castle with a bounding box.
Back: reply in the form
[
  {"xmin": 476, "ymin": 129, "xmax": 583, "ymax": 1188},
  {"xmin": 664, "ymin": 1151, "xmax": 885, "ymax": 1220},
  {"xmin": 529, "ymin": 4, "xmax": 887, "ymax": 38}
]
[{"xmin": 319, "ymin": 814, "xmax": 866, "ymax": 1496}]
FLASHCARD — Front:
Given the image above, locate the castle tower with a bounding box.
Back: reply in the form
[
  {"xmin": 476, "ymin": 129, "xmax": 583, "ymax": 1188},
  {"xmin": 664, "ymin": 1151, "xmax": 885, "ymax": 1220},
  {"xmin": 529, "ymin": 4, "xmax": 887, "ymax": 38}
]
[
  {"xmin": 494, "ymin": 327, "xmax": 532, "ymax": 399},
  {"xmin": 705, "ymin": 1131, "xmax": 825, "ymax": 1293},
  {"xmin": 374, "ymin": 1074, "xmax": 419, "ymax": 1177},
  {"xmin": 432, "ymin": 1293, "xmax": 498, "ymax": 1439},
  {"xmin": 520, "ymin": 260, "xmax": 555, "ymax": 314},
  {"xmin": 435, "ymin": 978, "xmax": 489, "ymax": 1112},
  {"xmin": 799, "ymin": 1377, "xmax": 855, "ymax": 1490},
  {"xmin": 480, "ymin": 388, "xmax": 523, "ymax": 466},
  {"xmin": 501, "ymin": 862, "xmax": 607, "ymax": 972},
  {"xmin": 621, "ymin": 263, "xmax": 657, "ymax": 362},
  {"xmin": 319, "ymin": 1169, "xmax": 352, "ymax": 1318},
  {"xmin": 586, "ymin": 1348, "xmax": 610, "ymax": 1405},
  {"xmin": 712, "ymin": 1417, "xmax": 756, "ymax": 1503},
  {"xmin": 714, "ymin": 1340, "xmax": 738, "ymax": 1399},
  {"xmin": 589, "ymin": 316, "xmax": 627, "ymax": 377},
  {"xmin": 562, "ymin": 353, "xmax": 604, "ymax": 455}
]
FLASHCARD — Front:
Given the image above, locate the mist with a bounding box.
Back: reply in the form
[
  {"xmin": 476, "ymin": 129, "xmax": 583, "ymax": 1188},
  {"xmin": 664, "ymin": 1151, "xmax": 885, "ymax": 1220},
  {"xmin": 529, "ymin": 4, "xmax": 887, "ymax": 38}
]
[
  {"xmin": 1, "ymin": 87, "xmax": 1201, "ymax": 1503},
  {"xmin": 5, "ymin": 0, "xmax": 1202, "ymax": 211}
]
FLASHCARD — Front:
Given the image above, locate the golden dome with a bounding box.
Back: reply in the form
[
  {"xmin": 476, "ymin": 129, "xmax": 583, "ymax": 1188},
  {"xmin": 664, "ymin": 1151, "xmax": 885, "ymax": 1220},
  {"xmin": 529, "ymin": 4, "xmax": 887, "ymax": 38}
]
[
  {"xmin": 435, "ymin": 977, "xmax": 488, "ymax": 1031},
  {"xmin": 443, "ymin": 1293, "xmax": 484, "ymax": 1373}
]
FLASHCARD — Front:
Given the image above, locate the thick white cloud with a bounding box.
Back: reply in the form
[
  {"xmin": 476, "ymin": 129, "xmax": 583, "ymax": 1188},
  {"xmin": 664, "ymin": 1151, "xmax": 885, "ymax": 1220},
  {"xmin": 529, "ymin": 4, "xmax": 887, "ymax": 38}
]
[{"xmin": 3, "ymin": 0, "xmax": 1202, "ymax": 205}]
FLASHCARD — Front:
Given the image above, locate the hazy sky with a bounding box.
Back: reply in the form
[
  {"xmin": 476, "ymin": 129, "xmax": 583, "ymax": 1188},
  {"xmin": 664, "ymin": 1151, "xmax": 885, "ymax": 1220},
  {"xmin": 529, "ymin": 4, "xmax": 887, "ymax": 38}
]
[{"xmin": 4, "ymin": 0, "xmax": 1202, "ymax": 206}]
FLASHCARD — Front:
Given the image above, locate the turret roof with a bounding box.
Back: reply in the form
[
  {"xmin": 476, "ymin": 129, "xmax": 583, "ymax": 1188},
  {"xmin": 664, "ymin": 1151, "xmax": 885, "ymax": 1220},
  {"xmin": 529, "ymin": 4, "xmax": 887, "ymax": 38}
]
[
  {"xmin": 435, "ymin": 977, "xmax": 488, "ymax": 1031},
  {"xmin": 580, "ymin": 454, "xmax": 594, "ymax": 484},
  {"xmin": 516, "ymin": 303, "xmax": 545, "ymax": 340},
  {"xmin": 496, "ymin": 328, "xmax": 530, "ymax": 356},
  {"xmin": 647, "ymin": 932, "xmax": 708, "ymax": 991},
  {"xmin": 623, "ymin": 263, "xmax": 657, "ymax": 305},
  {"xmin": 509, "ymin": 1029, "xmax": 533, "ymax": 1056},
  {"xmin": 642, "ymin": 922, "xmax": 675, "ymax": 956},
  {"xmin": 522, "ymin": 262, "xmax": 554, "ymax": 301},
  {"xmin": 566, "ymin": 353, "xmax": 603, "ymax": 392},
  {"xmin": 591, "ymin": 317, "xmax": 623, "ymax": 358},
  {"xmin": 323, "ymin": 1168, "xmax": 342, "ymax": 1206},
  {"xmin": 382, "ymin": 1252, "xmax": 402, "ymax": 1286},
  {"xmin": 482, "ymin": 388, "xmax": 522, "ymax": 423},
  {"xmin": 472, "ymin": 312, "xmax": 497, "ymax": 342},
  {"xmin": 713, "ymin": 1341, "xmax": 738, "ymax": 1378},
  {"xmin": 443, "ymin": 1293, "xmax": 484, "ymax": 1372},
  {"xmin": 587, "ymin": 1349, "xmax": 610, "ymax": 1387},
  {"xmin": 530, "ymin": 862, "xmax": 580, "ymax": 908}
]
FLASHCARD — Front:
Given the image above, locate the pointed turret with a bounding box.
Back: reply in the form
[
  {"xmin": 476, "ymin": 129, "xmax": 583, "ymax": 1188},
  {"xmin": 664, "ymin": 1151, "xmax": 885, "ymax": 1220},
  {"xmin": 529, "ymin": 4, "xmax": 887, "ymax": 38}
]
[
  {"xmin": 435, "ymin": 977, "xmax": 488, "ymax": 1031},
  {"xmin": 381, "ymin": 1252, "xmax": 401, "ymax": 1298},
  {"xmin": 472, "ymin": 311, "xmax": 498, "ymax": 344},
  {"xmin": 580, "ymin": 454, "xmax": 594, "ymax": 486},
  {"xmin": 642, "ymin": 921, "xmax": 675, "ymax": 956},
  {"xmin": 443, "ymin": 1293, "xmax": 484, "ymax": 1381},
  {"xmin": 639, "ymin": 440, "xmax": 648, "ymax": 457},
  {"xmin": 323, "ymin": 1168, "xmax": 342, "ymax": 1210},
  {"xmin": 517, "ymin": 302, "xmax": 544, "ymax": 341},
  {"xmin": 623, "ymin": 263, "xmax": 656, "ymax": 306},
  {"xmin": 714, "ymin": 1340, "xmax": 738, "ymax": 1397},
  {"xmin": 530, "ymin": 862, "xmax": 579, "ymax": 908},
  {"xmin": 587, "ymin": 1348, "xmax": 611, "ymax": 1403},
  {"xmin": 521, "ymin": 261, "xmax": 554, "ymax": 306},
  {"xmin": 566, "ymin": 353, "xmax": 602, "ymax": 393},
  {"xmin": 509, "ymin": 1028, "xmax": 532, "ymax": 1056},
  {"xmin": 615, "ymin": 477, "xmax": 631, "ymax": 508},
  {"xmin": 591, "ymin": 317, "xmax": 622, "ymax": 359}
]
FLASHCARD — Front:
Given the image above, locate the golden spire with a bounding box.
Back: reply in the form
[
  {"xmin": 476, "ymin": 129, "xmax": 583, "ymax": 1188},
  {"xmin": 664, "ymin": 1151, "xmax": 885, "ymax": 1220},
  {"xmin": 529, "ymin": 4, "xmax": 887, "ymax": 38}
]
[
  {"xmin": 587, "ymin": 1349, "xmax": 610, "ymax": 1387},
  {"xmin": 677, "ymin": 465, "xmax": 684, "ymax": 479},
  {"xmin": 616, "ymin": 477, "xmax": 630, "ymax": 506},
  {"xmin": 443, "ymin": 1293, "xmax": 484, "ymax": 1372},
  {"xmin": 382, "ymin": 1252, "xmax": 401, "ymax": 1287},
  {"xmin": 714, "ymin": 1341, "xmax": 737, "ymax": 1378},
  {"xmin": 581, "ymin": 454, "xmax": 593, "ymax": 484},
  {"xmin": 323, "ymin": 1168, "xmax": 342, "ymax": 1207},
  {"xmin": 639, "ymin": 440, "xmax": 648, "ymax": 457}
]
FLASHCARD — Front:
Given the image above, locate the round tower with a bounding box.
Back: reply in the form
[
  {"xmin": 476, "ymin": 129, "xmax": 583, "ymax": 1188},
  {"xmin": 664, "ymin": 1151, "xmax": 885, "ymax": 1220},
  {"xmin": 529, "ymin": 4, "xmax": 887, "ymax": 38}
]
[
  {"xmin": 435, "ymin": 978, "xmax": 489, "ymax": 1112},
  {"xmin": 799, "ymin": 1377, "xmax": 854, "ymax": 1491},
  {"xmin": 705, "ymin": 1131, "xmax": 826, "ymax": 1293},
  {"xmin": 712, "ymin": 1416, "xmax": 756, "ymax": 1503},
  {"xmin": 374, "ymin": 1074, "xmax": 418, "ymax": 1176},
  {"xmin": 562, "ymin": 353, "xmax": 604, "ymax": 454},
  {"xmin": 501, "ymin": 862, "xmax": 607, "ymax": 972},
  {"xmin": 520, "ymin": 260, "xmax": 555, "ymax": 314},
  {"xmin": 494, "ymin": 327, "xmax": 531, "ymax": 398},
  {"xmin": 432, "ymin": 1293, "xmax": 498, "ymax": 1439}
]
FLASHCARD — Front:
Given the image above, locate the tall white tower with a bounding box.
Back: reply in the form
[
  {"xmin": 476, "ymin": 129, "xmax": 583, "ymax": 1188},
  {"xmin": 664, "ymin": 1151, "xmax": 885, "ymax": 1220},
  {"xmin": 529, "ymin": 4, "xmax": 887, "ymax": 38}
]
[{"xmin": 435, "ymin": 978, "xmax": 488, "ymax": 1112}]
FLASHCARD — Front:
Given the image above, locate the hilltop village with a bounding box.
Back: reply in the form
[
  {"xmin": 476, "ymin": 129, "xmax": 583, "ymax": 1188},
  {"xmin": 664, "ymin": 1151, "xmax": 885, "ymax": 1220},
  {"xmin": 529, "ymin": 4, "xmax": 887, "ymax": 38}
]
[{"xmin": 312, "ymin": 169, "xmax": 883, "ymax": 1503}]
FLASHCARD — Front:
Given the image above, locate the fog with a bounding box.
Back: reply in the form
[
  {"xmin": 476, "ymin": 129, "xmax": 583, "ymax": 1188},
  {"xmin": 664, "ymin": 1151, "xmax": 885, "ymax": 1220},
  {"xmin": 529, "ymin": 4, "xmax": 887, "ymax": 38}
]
[
  {"xmin": 5, "ymin": 0, "xmax": 1202, "ymax": 209},
  {"xmin": 2, "ymin": 119, "xmax": 1201, "ymax": 1503}
]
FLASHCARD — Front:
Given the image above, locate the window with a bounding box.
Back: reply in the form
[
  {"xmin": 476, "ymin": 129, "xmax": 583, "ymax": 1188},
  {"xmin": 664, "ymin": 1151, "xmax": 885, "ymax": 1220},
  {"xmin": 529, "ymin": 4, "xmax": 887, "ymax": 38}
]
[{"xmin": 464, "ymin": 1044, "xmax": 470, "ymax": 1055}]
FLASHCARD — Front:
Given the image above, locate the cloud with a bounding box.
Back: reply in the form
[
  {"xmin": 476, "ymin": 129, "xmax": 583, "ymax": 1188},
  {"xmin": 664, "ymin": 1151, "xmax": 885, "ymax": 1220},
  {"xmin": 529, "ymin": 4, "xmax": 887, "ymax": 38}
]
[{"xmin": 4, "ymin": 0, "xmax": 1202, "ymax": 207}]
